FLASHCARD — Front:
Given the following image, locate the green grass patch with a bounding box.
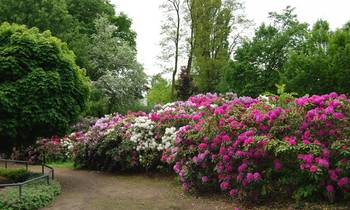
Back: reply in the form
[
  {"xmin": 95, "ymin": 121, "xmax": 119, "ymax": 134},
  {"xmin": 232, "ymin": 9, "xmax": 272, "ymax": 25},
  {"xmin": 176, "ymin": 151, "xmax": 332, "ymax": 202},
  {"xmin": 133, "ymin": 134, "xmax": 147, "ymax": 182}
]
[
  {"xmin": 0, "ymin": 180, "xmax": 61, "ymax": 210},
  {"xmin": 47, "ymin": 161, "xmax": 74, "ymax": 169},
  {"xmin": 0, "ymin": 168, "xmax": 30, "ymax": 183}
]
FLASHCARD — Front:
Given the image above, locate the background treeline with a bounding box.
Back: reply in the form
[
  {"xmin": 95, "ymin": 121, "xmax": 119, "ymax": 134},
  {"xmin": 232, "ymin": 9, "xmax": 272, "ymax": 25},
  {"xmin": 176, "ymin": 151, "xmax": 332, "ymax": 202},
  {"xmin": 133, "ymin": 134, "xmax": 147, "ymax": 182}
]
[
  {"xmin": 223, "ymin": 7, "xmax": 350, "ymax": 97},
  {"xmin": 151, "ymin": 2, "xmax": 350, "ymax": 105}
]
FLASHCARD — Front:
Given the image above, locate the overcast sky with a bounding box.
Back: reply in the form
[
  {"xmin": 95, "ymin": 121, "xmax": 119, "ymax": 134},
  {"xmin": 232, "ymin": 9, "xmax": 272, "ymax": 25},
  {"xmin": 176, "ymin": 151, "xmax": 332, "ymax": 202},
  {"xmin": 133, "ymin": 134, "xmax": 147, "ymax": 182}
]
[{"xmin": 111, "ymin": 0, "xmax": 350, "ymax": 76}]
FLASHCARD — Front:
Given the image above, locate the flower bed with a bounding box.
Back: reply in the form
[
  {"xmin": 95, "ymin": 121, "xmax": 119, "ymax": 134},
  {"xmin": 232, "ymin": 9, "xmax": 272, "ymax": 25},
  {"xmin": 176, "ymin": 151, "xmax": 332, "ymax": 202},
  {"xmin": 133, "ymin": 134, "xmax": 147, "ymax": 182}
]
[
  {"xmin": 27, "ymin": 92, "xmax": 350, "ymax": 203},
  {"xmin": 0, "ymin": 180, "xmax": 61, "ymax": 210}
]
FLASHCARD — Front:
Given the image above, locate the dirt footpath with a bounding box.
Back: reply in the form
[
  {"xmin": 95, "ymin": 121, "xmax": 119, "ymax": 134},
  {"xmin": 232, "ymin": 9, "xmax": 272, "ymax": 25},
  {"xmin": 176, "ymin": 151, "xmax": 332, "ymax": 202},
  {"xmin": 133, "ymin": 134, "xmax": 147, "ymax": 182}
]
[{"xmin": 43, "ymin": 168, "xmax": 233, "ymax": 210}]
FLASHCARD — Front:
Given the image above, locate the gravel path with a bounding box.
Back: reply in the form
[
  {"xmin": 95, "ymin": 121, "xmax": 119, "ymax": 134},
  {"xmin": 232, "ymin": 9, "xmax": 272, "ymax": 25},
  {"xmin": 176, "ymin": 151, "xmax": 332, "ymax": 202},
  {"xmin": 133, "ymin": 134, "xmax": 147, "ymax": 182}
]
[{"xmin": 43, "ymin": 168, "xmax": 233, "ymax": 210}]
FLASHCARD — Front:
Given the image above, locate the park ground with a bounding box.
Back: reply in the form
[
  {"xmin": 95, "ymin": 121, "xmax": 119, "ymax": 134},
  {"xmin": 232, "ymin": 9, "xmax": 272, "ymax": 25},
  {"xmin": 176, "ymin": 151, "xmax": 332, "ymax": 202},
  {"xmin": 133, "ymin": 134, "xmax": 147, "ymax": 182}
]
[{"xmin": 41, "ymin": 165, "xmax": 349, "ymax": 210}]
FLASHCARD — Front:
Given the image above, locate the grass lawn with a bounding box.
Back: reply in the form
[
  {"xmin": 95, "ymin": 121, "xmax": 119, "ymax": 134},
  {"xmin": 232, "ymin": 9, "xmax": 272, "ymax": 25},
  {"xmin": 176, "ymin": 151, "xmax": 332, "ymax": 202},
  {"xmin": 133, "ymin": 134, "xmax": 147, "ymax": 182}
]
[{"xmin": 47, "ymin": 161, "xmax": 74, "ymax": 169}]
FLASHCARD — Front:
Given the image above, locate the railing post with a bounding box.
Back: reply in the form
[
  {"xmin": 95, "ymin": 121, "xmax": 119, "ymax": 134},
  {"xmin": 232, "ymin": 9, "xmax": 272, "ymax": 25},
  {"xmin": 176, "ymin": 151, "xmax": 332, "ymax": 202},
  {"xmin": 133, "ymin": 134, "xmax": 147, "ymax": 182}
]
[
  {"xmin": 0, "ymin": 159, "xmax": 56, "ymax": 200},
  {"xmin": 19, "ymin": 184, "xmax": 23, "ymax": 198},
  {"xmin": 41, "ymin": 154, "xmax": 45, "ymax": 174}
]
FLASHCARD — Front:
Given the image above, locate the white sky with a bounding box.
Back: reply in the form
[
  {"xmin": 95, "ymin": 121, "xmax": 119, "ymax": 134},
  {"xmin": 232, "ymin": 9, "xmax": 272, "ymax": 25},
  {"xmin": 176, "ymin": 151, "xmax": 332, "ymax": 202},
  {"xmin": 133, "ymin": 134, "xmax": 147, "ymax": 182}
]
[{"xmin": 112, "ymin": 0, "xmax": 350, "ymax": 76}]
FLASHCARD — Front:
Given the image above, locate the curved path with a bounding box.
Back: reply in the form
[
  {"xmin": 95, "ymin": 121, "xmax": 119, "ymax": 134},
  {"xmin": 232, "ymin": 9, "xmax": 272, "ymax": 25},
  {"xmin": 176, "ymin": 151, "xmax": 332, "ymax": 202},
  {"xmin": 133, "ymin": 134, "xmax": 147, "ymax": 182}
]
[{"xmin": 43, "ymin": 168, "xmax": 234, "ymax": 210}]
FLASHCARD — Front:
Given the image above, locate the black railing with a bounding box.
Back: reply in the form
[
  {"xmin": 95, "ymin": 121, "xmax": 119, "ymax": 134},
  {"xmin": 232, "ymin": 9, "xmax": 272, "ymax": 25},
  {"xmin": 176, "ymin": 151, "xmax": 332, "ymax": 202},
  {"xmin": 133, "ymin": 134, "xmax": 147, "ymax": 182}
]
[{"xmin": 0, "ymin": 159, "xmax": 55, "ymax": 198}]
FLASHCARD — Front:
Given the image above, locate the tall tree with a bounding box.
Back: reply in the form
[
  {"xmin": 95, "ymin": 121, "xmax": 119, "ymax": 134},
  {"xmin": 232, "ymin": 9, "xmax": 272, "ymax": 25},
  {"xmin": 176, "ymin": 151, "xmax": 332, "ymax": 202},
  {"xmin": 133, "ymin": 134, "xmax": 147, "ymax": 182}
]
[
  {"xmin": 224, "ymin": 6, "xmax": 308, "ymax": 96},
  {"xmin": 191, "ymin": 0, "xmax": 244, "ymax": 93},
  {"xmin": 159, "ymin": 0, "xmax": 247, "ymax": 96},
  {"xmin": 160, "ymin": 0, "xmax": 182, "ymax": 100},
  {"xmin": 181, "ymin": 0, "xmax": 195, "ymax": 97}
]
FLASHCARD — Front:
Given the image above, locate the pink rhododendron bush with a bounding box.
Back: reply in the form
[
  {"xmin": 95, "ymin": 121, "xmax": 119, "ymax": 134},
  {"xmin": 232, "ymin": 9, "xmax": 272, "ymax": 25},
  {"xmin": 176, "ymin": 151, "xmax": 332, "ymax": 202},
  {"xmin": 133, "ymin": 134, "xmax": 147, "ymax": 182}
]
[
  {"xmin": 27, "ymin": 92, "xmax": 350, "ymax": 202},
  {"xmin": 169, "ymin": 93, "xmax": 350, "ymax": 202}
]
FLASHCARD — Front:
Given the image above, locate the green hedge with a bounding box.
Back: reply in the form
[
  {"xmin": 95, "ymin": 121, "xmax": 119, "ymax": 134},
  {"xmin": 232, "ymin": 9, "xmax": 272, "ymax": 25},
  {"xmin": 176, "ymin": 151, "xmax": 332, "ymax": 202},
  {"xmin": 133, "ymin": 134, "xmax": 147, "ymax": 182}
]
[
  {"xmin": 0, "ymin": 168, "xmax": 30, "ymax": 183},
  {"xmin": 0, "ymin": 180, "xmax": 61, "ymax": 210}
]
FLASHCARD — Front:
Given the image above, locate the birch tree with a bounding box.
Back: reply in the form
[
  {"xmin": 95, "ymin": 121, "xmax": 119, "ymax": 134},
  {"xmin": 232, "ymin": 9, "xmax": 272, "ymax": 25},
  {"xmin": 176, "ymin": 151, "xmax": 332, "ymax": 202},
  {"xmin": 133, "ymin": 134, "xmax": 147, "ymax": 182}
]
[{"xmin": 160, "ymin": 0, "xmax": 183, "ymax": 100}]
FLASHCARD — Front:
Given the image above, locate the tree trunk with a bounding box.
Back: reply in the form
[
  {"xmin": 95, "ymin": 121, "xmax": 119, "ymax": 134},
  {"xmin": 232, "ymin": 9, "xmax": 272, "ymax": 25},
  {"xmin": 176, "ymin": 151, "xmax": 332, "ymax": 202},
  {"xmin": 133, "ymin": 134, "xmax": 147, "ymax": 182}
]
[
  {"xmin": 171, "ymin": 1, "xmax": 181, "ymax": 100},
  {"xmin": 185, "ymin": 0, "xmax": 194, "ymax": 94}
]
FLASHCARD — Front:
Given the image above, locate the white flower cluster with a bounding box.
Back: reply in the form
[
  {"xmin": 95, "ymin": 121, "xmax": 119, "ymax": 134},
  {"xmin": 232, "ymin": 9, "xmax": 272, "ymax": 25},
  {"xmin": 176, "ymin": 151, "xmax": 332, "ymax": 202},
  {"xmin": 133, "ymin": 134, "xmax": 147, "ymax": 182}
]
[
  {"xmin": 156, "ymin": 101, "xmax": 196, "ymax": 114},
  {"xmin": 258, "ymin": 95, "xmax": 275, "ymax": 107},
  {"xmin": 61, "ymin": 138, "xmax": 74, "ymax": 158},
  {"xmin": 158, "ymin": 127, "xmax": 177, "ymax": 151},
  {"xmin": 129, "ymin": 116, "xmax": 157, "ymax": 152},
  {"xmin": 157, "ymin": 103, "xmax": 176, "ymax": 114}
]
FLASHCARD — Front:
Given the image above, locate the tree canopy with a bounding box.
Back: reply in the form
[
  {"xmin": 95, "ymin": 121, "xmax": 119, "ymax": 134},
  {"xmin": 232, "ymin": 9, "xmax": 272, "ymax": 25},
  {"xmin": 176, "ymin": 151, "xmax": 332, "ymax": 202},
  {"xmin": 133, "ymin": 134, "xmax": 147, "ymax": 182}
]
[
  {"xmin": 147, "ymin": 75, "xmax": 172, "ymax": 107},
  {"xmin": 0, "ymin": 23, "xmax": 90, "ymax": 151},
  {"xmin": 282, "ymin": 20, "xmax": 350, "ymax": 95},
  {"xmin": 223, "ymin": 6, "xmax": 308, "ymax": 96},
  {"xmin": 0, "ymin": 0, "xmax": 137, "ymax": 74}
]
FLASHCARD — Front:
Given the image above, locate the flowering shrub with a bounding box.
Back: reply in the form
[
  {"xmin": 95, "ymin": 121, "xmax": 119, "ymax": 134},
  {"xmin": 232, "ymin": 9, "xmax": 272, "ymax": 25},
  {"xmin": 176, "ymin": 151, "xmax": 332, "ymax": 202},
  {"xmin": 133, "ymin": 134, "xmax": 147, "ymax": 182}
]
[
  {"xmin": 27, "ymin": 92, "xmax": 350, "ymax": 203},
  {"xmin": 128, "ymin": 116, "xmax": 159, "ymax": 168},
  {"xmin": 25, "ymin": 136, "xmax": 74, "ymax": 163},
  {"xmin": 70, "ymin": 117, "xmax": 98, "ymax": 132},
  {"xmin": 167, "ymin": 93, "xmax": 350, "ymax": 202}
]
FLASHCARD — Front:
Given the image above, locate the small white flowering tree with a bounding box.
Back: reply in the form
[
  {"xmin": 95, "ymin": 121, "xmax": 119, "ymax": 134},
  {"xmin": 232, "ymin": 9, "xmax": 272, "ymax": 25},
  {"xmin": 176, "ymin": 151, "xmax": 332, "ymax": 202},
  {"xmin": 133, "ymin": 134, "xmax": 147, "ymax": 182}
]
[{"xmin": 89, "ymin": 16, "xmax": 147, "ymax": 113}]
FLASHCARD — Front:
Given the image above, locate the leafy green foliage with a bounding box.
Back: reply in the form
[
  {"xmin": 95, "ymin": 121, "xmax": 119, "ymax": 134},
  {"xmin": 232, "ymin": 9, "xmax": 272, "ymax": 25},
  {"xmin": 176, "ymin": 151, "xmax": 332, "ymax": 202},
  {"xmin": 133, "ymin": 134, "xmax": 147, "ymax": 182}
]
[
  {"xmin": 224, "ymin": 6, "xmax": 307, "ymax": 97},
  {"xmin": 0, "ymin": 0, "xmax": 87, "ymax": 68},
  {"xmin": 0, "ymin": 0, "xmax": 74, "ymax": 39},
  {"xmin": 65, "ymin": 0, "xmax": 136, "ymax": 48},
  {"xmin": 147, "ymin": 75, "xmax": 172, "ymax": 107},
  {"xmin": 282, "ymin": 20, "xmax": 350, "ymax": 95},
  {"xmin": 0, "ymin": 168, "xmax": 30, "ymax": 182},
  {"xmin": 86, "ymin": 86, "xmax": 110, "ymax": 117},
  {"xmin": 0, "ymin": 23, "xmax": 90, "ymax": 150},
  {"xmin": 0, "ymin": 180, "xmax": 61, "ymax": 210},
  {"xmin": 87, "ymin": 85, "xmax": 151, "ymax": 116}
]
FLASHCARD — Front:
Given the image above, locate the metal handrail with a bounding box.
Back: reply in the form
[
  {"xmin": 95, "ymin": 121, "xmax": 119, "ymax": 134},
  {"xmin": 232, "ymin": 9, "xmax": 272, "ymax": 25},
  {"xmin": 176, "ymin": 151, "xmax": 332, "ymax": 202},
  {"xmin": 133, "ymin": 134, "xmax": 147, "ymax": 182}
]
[{"xmin": 0, "ymin": 159, "xmax": 55, "ymax": 198}]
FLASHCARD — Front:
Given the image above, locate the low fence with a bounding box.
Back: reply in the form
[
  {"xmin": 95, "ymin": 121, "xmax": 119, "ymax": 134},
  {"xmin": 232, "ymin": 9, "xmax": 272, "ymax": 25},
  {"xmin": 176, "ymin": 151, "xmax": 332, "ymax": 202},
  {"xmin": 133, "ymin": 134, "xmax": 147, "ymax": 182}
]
[{"xmin": 0, "ymin": 159, "xmax": 54, "ymax": 198}]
